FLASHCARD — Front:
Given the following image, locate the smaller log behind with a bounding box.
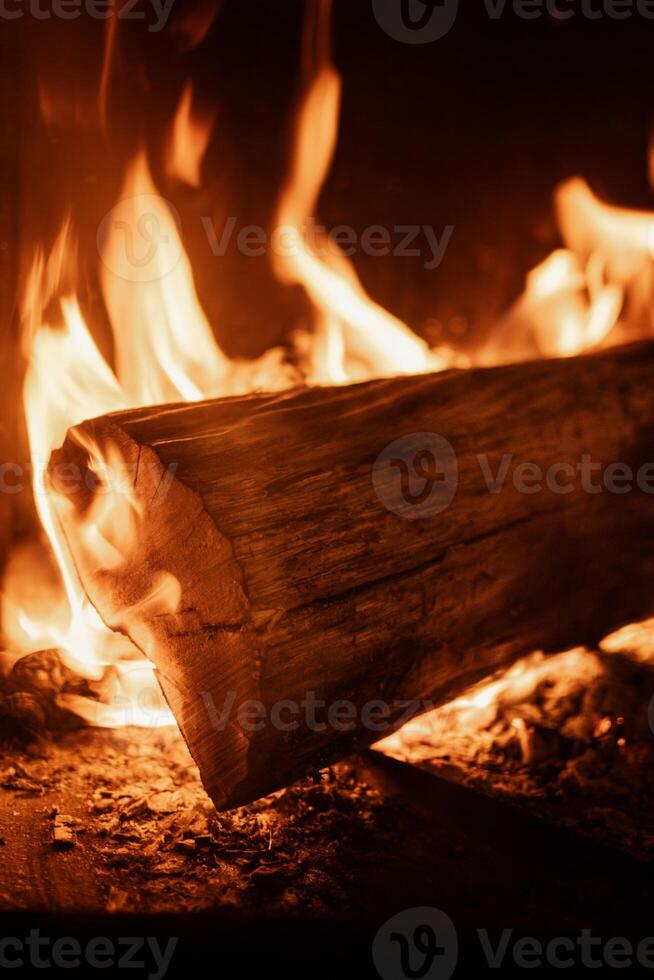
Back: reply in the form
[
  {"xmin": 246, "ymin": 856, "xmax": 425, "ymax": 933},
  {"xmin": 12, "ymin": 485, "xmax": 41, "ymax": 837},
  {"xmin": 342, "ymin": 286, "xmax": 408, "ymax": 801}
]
[{"xmin": 51, "ymin": 343, "xmax": 654, "ymax": 810}]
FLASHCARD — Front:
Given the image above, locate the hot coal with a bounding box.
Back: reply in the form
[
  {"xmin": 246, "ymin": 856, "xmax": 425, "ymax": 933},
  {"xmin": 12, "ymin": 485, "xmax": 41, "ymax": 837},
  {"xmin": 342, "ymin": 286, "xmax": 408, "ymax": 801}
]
[{"xmin": 378, "ymin": 646, "xmax": 654, "ymax": 858}]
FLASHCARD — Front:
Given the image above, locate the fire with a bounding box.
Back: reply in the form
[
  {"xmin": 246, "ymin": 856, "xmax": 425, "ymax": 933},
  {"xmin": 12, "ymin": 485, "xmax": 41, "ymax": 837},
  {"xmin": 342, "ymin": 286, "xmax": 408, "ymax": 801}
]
[
  {"xmin": 555, "ymin": 177, "xmax": 654, "ymax": 294},
  {"xmin": 522, "ymin": 248, "xmax": 623, "ymax": 358},
  {"xmin": 1, "ymin": 220, "xmax": 173, "ymax": 728},
  {"xmin": 273, "ymin": 0, "xmax": 460, "ymax": 384},
  {"xmin": 375, "ymin": 649, "xmax": 593, "ymax": 754},
  {"xmin": 3, "ymin": 0, "xmax": 463, "ymax": 733},
  {"xmin": 166, "ymin": 83, "xmax": 215, "ymax": 189},
  {"xmin": 98, "ymin": 150, "xmax": 232, "ymax": 406},
  {"xmin": 2, "ymin": 134, "xmax": 291, "ymax": 727},
  {"xmin": 601, "ymin": 619, "xmax": 654, "ymax": 664},
  {"xmin": 3, "ymin": 0, "xmax": 654, "ymax": 736}
]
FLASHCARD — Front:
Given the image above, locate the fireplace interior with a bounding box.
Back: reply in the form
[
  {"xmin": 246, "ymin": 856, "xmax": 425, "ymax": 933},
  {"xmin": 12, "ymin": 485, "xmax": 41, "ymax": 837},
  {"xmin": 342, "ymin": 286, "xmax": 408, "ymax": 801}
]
[{"xmin": 2, "ymin": 2, "xmax": 654, "ymax": 977}]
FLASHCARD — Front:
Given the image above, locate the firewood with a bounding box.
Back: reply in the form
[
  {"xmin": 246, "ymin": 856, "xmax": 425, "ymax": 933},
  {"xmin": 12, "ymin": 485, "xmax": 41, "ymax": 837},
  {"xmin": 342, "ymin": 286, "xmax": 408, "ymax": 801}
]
[{"xmin": 50, "ymin": 342, "xmax": 654, "ymax": 810}]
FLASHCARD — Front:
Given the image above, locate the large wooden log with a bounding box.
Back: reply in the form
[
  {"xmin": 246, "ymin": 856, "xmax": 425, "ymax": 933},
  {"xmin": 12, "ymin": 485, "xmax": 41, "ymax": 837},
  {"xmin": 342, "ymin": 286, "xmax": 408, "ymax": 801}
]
[{"xmin": 50, "ymin": 343, "xmax": 654, "ymax": 810}]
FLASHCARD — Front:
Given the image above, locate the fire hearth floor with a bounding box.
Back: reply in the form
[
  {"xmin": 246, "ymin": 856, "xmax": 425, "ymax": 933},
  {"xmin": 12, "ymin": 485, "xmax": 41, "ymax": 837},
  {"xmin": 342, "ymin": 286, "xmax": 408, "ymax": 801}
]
[{"xmin": 0, "ymin": 728, "xmax": 650, "ymax": 934}]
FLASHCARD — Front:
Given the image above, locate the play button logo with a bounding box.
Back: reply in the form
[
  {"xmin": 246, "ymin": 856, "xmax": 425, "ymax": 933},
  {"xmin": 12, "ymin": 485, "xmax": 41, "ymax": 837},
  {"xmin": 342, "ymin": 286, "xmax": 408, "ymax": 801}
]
[
  {"xmin": 372, "ymin": 907, "xmax": 459, "ymax": 980},
  {"xmin": 372, "ymin": 0, "xmax": 459, "ymax": 43}
]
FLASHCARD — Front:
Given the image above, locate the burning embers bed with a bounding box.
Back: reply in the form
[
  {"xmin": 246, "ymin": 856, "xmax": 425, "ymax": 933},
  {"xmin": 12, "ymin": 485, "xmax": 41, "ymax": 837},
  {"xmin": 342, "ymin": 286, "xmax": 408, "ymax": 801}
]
[
  {"xmin": 2, "ymin": 0, "xmax": 654, "ymax": 821},
  {"xmin": 379, "ymin": 640, "xmax": 654, "ymax": 857}
]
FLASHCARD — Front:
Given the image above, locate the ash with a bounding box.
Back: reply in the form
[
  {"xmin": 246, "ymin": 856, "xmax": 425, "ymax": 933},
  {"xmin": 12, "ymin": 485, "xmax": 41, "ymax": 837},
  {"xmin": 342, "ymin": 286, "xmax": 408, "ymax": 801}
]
[
  {"xmin": 0, "ymin": 722, "xmax": 391, "ymax": 915},
  {"xmin": 378, "ymin": 644, "xmax": 654, "ymax": 858}
]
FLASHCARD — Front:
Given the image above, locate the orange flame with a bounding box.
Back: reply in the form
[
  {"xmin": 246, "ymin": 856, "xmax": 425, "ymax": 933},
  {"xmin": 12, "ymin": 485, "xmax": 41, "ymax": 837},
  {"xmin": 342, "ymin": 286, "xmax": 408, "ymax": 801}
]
[
  {"xmin": 166, "ymin": 83, "xmax": 215, "ymax": 189},
  {"xmin": 6, "ymin": 0, "xmax": 654, "ymax": 737},
  {"xmin": 503, "ymin": 178, "xmax": 654, "ymax": 362},
  {"xmin": 273, "ymin": 0, "xmax": 459, "ymax": 384},
  {"xmin": 4, "ymin": 145, "xmax": 292, "ymax": 726},
  {"xmin": 524, "ymin": 248, "xmax": 623, "ymax": 357}
]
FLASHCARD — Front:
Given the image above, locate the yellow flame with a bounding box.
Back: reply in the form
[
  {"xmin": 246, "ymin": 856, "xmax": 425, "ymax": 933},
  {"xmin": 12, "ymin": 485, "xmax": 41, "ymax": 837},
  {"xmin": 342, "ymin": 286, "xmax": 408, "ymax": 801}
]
[
  {"xmin": 524, "ymin": 248, "xmax": 623, "ymax": 357},
  {"xmin": 98, "ymin": 151, "xmax": 232, "ymax": 405},
  {"xmin": 511, "ymin": 178, "xmax": 654, "ymax": 360},
  {"xmin": 556, "ymin": 177, "xmax": 654, "ymax": 286},
  {"xmin": 601, "ymin": 618, "xmax": 654, "ymax": 665},
  {"xmin": 5, "ymin": 147, "xmax": 292, "ymax": 727},
  {"xmin": 9, "ymin": 0, "xmax": 654, "ymax": 739},
  {"xmin": 12, "ymin": 224, "xmax": 131, "ymax": 681},
  {"xmin": 273, "ymin": 1, "xmax": 456, "ymax": 384},
  {"xmin": 166, "ymin": 82, "xmax": 214, "ymax": 188}
]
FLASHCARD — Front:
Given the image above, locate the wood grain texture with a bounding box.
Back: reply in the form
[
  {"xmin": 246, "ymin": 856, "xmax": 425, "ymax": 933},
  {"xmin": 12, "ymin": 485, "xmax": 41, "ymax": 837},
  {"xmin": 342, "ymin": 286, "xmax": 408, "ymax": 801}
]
[{"xmin": 51, "ymin": 343, "xmax": 654, "ymax": 809}]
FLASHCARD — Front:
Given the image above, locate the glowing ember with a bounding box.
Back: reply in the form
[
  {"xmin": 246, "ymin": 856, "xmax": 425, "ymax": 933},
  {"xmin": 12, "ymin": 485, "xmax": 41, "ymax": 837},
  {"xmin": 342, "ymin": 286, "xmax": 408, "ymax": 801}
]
[
  {"xmin": 375, "ymin": 638, "xmax": 653, "ymax": 772},
  {"xmin": 601, "ymin": 619, "xmax": 654, "ymax": 664}
]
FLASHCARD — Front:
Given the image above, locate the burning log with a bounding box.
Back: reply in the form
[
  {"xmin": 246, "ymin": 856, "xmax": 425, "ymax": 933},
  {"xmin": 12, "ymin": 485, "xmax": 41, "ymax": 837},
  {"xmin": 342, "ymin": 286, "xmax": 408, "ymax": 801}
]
[{"xmin": 50, "ymin": 342, "xmax": 654, "ymax": 810}]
